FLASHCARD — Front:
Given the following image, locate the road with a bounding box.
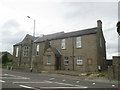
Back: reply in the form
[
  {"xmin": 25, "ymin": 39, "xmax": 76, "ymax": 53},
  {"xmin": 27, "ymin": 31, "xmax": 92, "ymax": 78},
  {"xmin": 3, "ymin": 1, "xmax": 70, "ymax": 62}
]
[{"xmin": 0, "ymin": 69, "xmax": 119, "ymax": 90}]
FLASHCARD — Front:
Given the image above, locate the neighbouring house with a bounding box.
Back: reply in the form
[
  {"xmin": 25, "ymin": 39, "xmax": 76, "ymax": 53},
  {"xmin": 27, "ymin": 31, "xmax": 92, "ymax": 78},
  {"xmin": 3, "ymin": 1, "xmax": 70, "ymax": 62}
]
[{"xmin": 13, "ymin": 20, "xmax": 106, "ymax": 72}]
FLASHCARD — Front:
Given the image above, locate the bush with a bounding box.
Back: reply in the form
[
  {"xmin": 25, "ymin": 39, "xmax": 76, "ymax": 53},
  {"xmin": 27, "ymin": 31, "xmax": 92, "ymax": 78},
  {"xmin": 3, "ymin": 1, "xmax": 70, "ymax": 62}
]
[{"xmin": 2, "ymin": 53, "xmax": 9, "ymax": 65}]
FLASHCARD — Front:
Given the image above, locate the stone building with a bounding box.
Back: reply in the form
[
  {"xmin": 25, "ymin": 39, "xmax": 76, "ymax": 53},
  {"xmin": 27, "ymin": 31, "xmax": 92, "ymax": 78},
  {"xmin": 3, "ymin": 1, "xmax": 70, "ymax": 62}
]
[
  {"xmin": 13, "ymin": 20, "xmax": 106, "ymax": 72},
  {"xmin": 13, "ymin": 34, "xmax": 39, "ymax": 67}
]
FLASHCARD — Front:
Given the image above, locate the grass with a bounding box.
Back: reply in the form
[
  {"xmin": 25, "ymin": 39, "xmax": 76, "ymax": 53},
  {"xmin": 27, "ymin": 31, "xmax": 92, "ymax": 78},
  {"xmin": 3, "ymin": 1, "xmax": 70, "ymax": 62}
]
[
  {"xmin": 86, "ymin": 70, "xmax": 108, "ymax": 79},
  {"xmin": 37, "ymin": 68, "xmax": 44, "ymax": 72},
  {"xmin": 2, "ymin": 62, "xmax": 12, "ymax": 66}
]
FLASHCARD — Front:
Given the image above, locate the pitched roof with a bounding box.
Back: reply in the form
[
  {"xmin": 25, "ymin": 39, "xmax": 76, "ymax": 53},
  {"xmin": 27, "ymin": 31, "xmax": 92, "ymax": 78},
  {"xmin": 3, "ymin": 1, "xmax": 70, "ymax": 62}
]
[
  {"xmin": 34, "ymin": 32, "xmax": 64, "ymax": 43},
  {"xmin": 14, "ymin": 34, "xmax": 39, "ymax": 46},
  {"xmin": 35, "ymin": 27, "xmax": 98, "ymax": 43},
  {"xmin": 54, "ymin": 27, "xmax": 98, "ymax": 40}
]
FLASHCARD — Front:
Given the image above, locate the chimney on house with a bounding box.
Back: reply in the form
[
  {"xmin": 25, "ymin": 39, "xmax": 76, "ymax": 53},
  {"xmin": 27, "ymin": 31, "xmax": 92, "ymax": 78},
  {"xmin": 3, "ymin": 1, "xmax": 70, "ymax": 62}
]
[{"xmin": 97, "ymin": 20, "xmax": 102, "ymax": 28}]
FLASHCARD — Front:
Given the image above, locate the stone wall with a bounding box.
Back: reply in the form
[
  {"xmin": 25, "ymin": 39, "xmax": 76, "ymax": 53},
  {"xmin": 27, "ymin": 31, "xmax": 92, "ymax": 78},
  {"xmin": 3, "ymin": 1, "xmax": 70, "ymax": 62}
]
[{"xmin": 108, "ymin": 56, "xmax": 120, "ymax": 81}]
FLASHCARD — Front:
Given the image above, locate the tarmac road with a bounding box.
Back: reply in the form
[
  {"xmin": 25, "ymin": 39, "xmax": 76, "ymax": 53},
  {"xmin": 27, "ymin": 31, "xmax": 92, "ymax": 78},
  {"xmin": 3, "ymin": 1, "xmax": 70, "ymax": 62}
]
[{"xmin": 1, "ymin": 69, "xmax": 119, "ymax": 90}]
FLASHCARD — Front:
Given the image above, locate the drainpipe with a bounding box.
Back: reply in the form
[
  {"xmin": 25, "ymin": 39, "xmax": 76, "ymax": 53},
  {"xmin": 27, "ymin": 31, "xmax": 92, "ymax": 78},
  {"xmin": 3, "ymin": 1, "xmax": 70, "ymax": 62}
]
[{"xmin": 19, "ymin": 44, "xmax": 22, "ymax": 66}]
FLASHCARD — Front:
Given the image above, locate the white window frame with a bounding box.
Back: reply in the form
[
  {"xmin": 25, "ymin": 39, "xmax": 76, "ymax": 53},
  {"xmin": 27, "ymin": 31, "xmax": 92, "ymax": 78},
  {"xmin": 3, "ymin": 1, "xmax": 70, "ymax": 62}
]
[
  {"xmin": 49, "ymin": 41, "xmax": 51, "ymax": 46},
  {"xmin": 47, "ymin": 55, "xmax": 51, "ymax": 64},
  {"xmin": 23, "ymin": 46, "xmax": 28, "ymax": 57},
  {"xmin": 16, "ymin": 47, "xmax": 19, "ymax": 57},
  {"xmin": 76, "ymin": 37, "xmax": 81, "ymax": 48},
  {"xmin": 77, "ymin": 56, "xmax": 83, "ymax": 65},
  {"xmin": 61, "ymin": 39, "xmax": 66, "ymax": 49},
  {"xmin": 64, "ymin": 56, "xmax": 69, "ymax": 65},
  {"xmin": 36, "ymin": 44, "xmax": 39, "ymax": 56}
]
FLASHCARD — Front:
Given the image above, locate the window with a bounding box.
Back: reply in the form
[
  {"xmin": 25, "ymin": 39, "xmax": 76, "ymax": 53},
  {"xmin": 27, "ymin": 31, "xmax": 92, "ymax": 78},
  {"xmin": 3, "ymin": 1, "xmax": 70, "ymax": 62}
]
[
  {"xmin": 64, "ymin": 56, "xmax": 69, "ymax": 65},
  {"xmin": 49, "ymin": 41, "xmax": 51, "ymax": 47},
  {"xmin": 16, "ymin": 47, "xmax": 19, "ymax": 57},
  {"xmin": 77, "ymin": 56, "xmax": 83, "ymax": 65},
  {"xmin": 61, "ymin": 39, "xmax": 66, "ymax": 49},
  {"xmin": 76, "ymin": 37, "xmax": 81, "ymax": 48},
  {"xmin": 100, "ymin": 38, "xmax": 102, "ymax": 48},
  {"xmin": 23, "ymin": 46, "xmax": 28, "ymax": 57},
  {"xmin": 47, "ymin": 55, "xmax": 51, "ymax": 64},
  {"xmin": 36, "ymin": 45, "xmax": 39, "ymax": 56}
]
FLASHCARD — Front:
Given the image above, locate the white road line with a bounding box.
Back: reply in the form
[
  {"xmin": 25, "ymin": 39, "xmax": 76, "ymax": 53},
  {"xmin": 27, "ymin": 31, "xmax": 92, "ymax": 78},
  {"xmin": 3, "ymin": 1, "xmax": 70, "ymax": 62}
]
[
  {"xmin": 54, "ymin": 82, "xmax": 74, "ymax": 86},
  {"xmin": 19, "ymin": 85, "xmax": 33, "ymax": 89},
  {"xmin": 0, "ymin": 80, "xmax": 5, "ymax": 83},
  {"xmin": 62, "ymin": 79, "xmax": 66, "ymax": 82},
  {"xmin": 92, "ymin": 82, "xmax": 96, "ymax": 85},
  {"xmin": 112, "ymin": 84, "xmax": 115, "ymax": 87},
  {"xmin": 46, "ymin": 80, "xmax": 87, "ymax": 88},
  {"xmin": 1, "ymin": 77, "xmax": 29, "ymax": 79},
  {"xmin": 76, "ymin": 81, "xmax": 79, "ymax": 83},
  {"xmin": 49, "ymin": 78, "xmax": 55, "ymax": 80},
  {"xmin": 4, "ymin": 74, "xmax": 15, "ymax": 77},
  {"xmin": 40, "ymin": 87, "xmax": 88, "ymax": 89},
  {"xmin": 13, "ymin": 81, "xmax": 51, "ymax": 84}
]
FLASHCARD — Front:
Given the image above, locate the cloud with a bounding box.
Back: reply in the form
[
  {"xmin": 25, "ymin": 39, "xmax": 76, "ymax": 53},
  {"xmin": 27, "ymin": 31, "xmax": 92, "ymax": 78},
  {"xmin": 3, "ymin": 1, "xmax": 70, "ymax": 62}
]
[
  {"xmin": 0, "ymin": 1, "xmax": 118, "ymax": 59},
  {"xmin": 1, "ymin": 19, "xmax": 27, "ymax": 54}
]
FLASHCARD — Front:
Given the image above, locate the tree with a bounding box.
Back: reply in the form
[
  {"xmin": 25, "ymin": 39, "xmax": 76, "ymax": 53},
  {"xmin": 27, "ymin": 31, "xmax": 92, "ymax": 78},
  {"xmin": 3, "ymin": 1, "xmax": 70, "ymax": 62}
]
[
  {"xmin": 116, "ymin": 21, "xmax": 120, "ymax": 35},
  {"xmin": 2, "ymin": 53, "xmax": 9, "ymax": 65}
]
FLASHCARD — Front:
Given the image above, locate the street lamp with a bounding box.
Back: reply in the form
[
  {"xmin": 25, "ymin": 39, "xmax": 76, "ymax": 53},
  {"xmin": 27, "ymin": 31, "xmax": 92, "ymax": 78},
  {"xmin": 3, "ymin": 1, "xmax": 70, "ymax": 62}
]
[
  {"xmin": 27, "ymin": 16, "xmax": 35, "ymax": 36},
  {"xmin": 27, "ymin": 16, "xmax": 35, "ymax": 72}
]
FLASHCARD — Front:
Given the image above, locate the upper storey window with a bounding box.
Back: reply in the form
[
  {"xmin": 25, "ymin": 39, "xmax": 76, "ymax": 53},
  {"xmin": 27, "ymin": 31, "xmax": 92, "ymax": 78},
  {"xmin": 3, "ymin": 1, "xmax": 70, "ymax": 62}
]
[
  {"xmin": 23, "ymin": 46, "xmax": 28, "ymax": 57},
  {"xmin": 16, "ymin": 47, "xmax": 19, "ymax": 57},
  {"xmin": 36, "ymin": 45, "xmax": 39, "ymax": 56},
  {"xmin": 61, "ymin": 39, "xmax": 66, "ymax": 49},
  {"xmin": 76, "ymin": 37, "xmax": 81, "ymax": 48}
]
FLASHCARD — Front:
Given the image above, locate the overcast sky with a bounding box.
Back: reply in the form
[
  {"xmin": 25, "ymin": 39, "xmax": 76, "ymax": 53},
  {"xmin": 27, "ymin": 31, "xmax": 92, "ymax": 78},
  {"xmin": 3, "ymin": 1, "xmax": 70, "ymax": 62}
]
[{"xmin": 0, "ymin": 0, "xmax": 119, "ymax": 59}]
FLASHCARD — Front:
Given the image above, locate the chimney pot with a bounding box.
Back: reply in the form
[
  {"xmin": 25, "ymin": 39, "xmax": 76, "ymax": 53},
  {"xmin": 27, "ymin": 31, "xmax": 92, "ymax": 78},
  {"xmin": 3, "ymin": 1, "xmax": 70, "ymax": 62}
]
[{"xmin": 97, "ymin": 20, "xmax": 102, "ymax": 28}]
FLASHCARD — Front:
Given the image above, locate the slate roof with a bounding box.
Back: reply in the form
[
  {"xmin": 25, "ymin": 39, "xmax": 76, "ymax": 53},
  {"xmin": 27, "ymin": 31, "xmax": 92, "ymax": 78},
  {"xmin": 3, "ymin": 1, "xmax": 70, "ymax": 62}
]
[
  {"xmin": 14, "ymin": 27, "xmax": 98, "ymax": 45},
  {"xmin": 34, "ymin": 32, "xmax": 64, "ymax": 43},
  {"xmin": 54, "ymin": 27, "xmax": 98, "ymax": 40},
  {"xmin": 35, "ymin": 27, "xmax": 98, "ymax": 43}
]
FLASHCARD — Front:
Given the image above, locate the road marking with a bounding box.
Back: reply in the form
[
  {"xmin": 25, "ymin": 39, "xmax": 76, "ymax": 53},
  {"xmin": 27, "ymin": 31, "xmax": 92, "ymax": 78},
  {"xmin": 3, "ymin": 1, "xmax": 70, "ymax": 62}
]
[
  {"xmin": 112, "ymin": 84, "xmax": 115, "ymax": 87},
  {"xmin": 53, "ymin": 82, "xmax": 74, "ymax": 86},
  {"xmin": 45, "ymin": 80, "xmax": 88, "ymax": 88},
  {"xmin": 4, "ymin": 74, "xmax": 16, "ymax": 77},
  {"xmin": 13, "ymin": 81, "xmax": 52, "ymax": 84},
  {"xmin": 76, "ymin": 81, "xmax": 79, "ymax": 83},
  {"xmin": 92, "ymin": 82, "xmax": 96, "ymax": 85},
  {"xmin": 49, "ymin": 78, "xmax": 55, "ymax": 80},
  {"xmin": 1, "ymin": 77, "xmax": 29, "ymax": 79},
  {"xmin": 62, "ymin": 79, "xmax": 66, "ymax": 82},
  {"xmin": 19, "ymin": 85, "xmax": 33, "ymax": 89},
  {"xmin": 0, "ymin": 80, "xmax": 5, "ymax": 83},
  {"xmin": 40, "ymin": 86, "xmax": 88, "ymax": 89}
]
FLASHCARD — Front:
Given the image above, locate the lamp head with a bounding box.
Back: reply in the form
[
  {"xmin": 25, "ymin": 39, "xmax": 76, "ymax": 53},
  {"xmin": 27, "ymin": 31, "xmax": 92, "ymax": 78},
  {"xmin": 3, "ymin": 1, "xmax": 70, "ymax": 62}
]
[{"xmin": 27, "ymin": 16, "xmax": 30, "ymax": 18}]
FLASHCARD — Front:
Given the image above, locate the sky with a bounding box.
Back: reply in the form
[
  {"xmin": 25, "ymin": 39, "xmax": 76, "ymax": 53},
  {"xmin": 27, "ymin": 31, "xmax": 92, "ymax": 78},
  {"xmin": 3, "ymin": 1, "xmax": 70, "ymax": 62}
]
[{"xmin": 0, "ymin": 0, "xmax": 119, "ymax": 59}]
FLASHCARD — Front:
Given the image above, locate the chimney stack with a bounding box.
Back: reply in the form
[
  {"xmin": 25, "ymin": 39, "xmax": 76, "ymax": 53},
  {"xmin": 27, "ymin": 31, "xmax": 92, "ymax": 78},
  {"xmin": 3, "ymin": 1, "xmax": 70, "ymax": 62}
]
[{"xmin": 97, "ymin": 20, "xmax": 102, "ymax": 28}]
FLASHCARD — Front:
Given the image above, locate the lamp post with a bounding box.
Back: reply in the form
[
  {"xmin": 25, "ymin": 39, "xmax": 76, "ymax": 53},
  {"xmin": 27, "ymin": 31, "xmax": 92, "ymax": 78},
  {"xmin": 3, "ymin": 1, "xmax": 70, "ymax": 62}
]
[{"xmin": 27, "ymin": 16, "xmax": 35, "ymax": 72}]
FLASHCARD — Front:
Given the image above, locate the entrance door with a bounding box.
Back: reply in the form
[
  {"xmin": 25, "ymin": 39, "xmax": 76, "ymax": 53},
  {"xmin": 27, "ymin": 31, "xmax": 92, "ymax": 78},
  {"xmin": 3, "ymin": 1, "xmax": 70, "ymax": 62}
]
[{"xmin": 55, "ymin": 57, "xmax": 61, "ymax": 70}]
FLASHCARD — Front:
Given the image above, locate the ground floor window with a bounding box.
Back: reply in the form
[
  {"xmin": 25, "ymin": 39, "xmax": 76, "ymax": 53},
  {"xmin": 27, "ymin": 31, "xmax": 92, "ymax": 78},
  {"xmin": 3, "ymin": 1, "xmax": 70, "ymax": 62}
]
[
  {"xmin": 64, "ymin": 56, "xmax": 69, "ymax": 65},
  {"xmin": 77, "ymin": 56, "xmax": 83, "ymax": 65},
  {"xmin": 47, "ymin": 55, "xmax": 51, "ymax": 64}
]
